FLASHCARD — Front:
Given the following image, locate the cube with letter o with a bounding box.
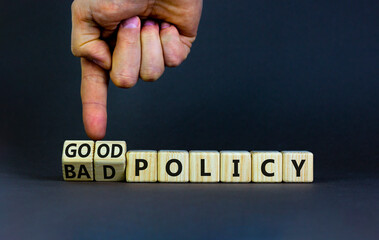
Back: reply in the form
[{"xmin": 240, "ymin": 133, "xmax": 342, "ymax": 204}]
[
  {"xmin": 94, "ymin": 141, "xmax": 127, "ymax": 181},
  {"xmin": 62, "ymin": 140, "xmax": 94, "ymax": 181}
]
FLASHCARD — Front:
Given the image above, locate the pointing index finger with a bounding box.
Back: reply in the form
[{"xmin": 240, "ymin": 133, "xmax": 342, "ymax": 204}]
[{"xmin": 81, "ymin": 58, "xmax": 109, "ymax": 140}]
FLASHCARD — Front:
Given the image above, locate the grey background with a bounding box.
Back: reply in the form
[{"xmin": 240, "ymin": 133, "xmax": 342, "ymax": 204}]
[{"xmin": 0, "ymin": 0, "xmax": 378, "ymax": 239}]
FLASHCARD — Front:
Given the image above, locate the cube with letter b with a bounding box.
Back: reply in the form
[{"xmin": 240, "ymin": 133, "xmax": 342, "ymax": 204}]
[
  {"xmin": 62, "ymin": 140, "xmax": 94, "ymax": 181},
  {"xmin": 94, "ymin": 141, "xmax": 127, "ymax": 181},
  {"xmin": 126, "ymin": 150, "xmax": 157, "ymax": 182}
]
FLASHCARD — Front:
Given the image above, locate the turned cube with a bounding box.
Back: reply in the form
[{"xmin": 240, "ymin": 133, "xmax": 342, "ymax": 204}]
[
  {"xmin": 94, "ymin": 141, "xmax": 126, "ymax": 181},
  {"xmin": 190, "ymin": 151, "xmax": 220, "ymax": 182},
  {"xmin": 282, "ymin": 151, "xmax": 313, "ymax": 182},
  {"xmin": 220, "ymin": 151, "xmax": 251, "ymax": 182},
  {"xmin": 251, "ymin": 151, "xmax": 282, "ymax": 182},
  {"xmin": 62, "ymin": 140, "xmax": 94, "ymax": 181},
  {"xmin": 158, "ymin": 150, "xmax": 189, "ymax": 182},
  {"xmin": 126, "ymin": 150, "xmax": 157, "ymax": 182}
]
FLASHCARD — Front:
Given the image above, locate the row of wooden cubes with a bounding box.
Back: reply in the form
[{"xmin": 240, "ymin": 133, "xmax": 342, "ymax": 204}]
[{"xmin": 62, "ymin": 140, "xmax": 313, "ymax": 182}]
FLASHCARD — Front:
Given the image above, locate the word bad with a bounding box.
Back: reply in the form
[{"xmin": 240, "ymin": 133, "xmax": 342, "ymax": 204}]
[{"xmin": 62, "ymin": 140, "xmax": 314, "ymax": 183}]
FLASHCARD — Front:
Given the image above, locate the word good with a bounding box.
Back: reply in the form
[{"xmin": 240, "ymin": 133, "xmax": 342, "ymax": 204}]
[{"xmin": 62, "ymin": 140, "xmax": 313, "ymax": 183}]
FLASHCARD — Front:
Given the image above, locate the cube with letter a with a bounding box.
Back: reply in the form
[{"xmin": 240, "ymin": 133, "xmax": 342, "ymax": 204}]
[{"xmin": 62, "ymin": 140, "xmax": 94, "ymax": 181}]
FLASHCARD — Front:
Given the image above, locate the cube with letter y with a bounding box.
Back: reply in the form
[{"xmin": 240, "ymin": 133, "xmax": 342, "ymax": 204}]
[
  {"xmin": 94, "ymin": 141, "xmax": 127, "ymax": 181},
  {"xmin": 282, "ymin": 151, "xmax": 313, "ymax": 182},
  {"xmin": 62, "ymin": 140, "xmax": 94, "ymax": 181}
]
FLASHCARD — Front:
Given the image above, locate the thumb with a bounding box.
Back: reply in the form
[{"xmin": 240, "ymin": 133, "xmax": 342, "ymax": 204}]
[{"xmin": 71, "ymin": 1, "xmax": 111, "ymax": 70}]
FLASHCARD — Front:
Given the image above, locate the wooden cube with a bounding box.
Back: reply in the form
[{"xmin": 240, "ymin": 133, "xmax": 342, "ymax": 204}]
[
  {"xmin": 282, "ymin": 151, "xmax": 313, "ymax": 182},
  {"xmin": 94, "ymin": 141, "xmax": 126, "ymax": 181},
  {"xmin": 251, "ymin": 151, "xmax": 282, "ymax": 182},
  {"xmin": 220, "ymin": 151, "xmax": 251, "ymax": 182},
  {"xmin": 158, "ymin": 150, "xmax": 189, "ymax": 182},
  {"xmin": 62, "ymin": 140, "xmax": 94, "ymax": 181},
  {"xmin": 126, "ymin": 150, "xmax": 157, "ymax": 182},
  {"xmin": 190, "ymin": 151, "xmax": 220, "ymax": 182}
]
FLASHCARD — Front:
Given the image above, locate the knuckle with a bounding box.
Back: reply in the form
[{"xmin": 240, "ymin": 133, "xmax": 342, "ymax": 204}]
[
  {"xmin": 140, "ymin": 67, "xmax": 164, "ymax": 82},
  {"xmin": 82, "ymin": 101, "xmax": 106, "ymax": 109},
  {"xmin": 71, "ymin": 45, "xmax": 80, "ymax": 57},
  {"xmin": 97, "ymin": 0, "xmax": 124, "ymax": 17},
  {"xmin": 71, "ymin": 1, "xmax": 78, "ymax": 13},
  {"xmin": 82, "ymin": 73, "xmax": 106, "ymax": 84},
  {"xmin": 111, "ymin": 72, "xmax": 138, "ymax": 88},
  {"xmin": 165, "ymin": 54, "xmax": 184, "ymax": 67},
  {"xmin": 122, "ymin": 34, "xmax": 139, "ymax": 45}
]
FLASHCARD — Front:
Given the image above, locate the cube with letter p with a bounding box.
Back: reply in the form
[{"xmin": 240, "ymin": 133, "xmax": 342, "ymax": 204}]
[{"xmin": 126, "ymin": 150, "xmax": 157, "ymax": 182}]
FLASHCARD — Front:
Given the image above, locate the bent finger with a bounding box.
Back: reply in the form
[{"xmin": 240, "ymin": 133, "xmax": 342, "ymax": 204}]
[
  {"xmin": 160, "ymin": 22, "xmax": 191, "ymax": 67},
  {"xmin": 110, "ymin": 16, "xmax": 141, "ymax": 88},
  {"xmin": 140, "ymin": 20, "xmax": 165, "ymax": 81}
]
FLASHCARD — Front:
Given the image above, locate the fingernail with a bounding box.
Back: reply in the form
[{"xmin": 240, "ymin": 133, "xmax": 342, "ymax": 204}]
[
  {"xmin": 144, "ymin": 20, "xmax": 156, "ymax": 26},
  {"xmin": 161, "ymin": 22, "xmax": 170, "ymax": 29},
  {"xmin": 121, "ymin": 16, "xmax": 139, "ymax": 29}
]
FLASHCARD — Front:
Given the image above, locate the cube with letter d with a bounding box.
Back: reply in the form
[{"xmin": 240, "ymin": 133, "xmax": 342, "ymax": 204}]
[{"xmin": 94, "ymin": 141, "xmax": 126, "ymax": 181}]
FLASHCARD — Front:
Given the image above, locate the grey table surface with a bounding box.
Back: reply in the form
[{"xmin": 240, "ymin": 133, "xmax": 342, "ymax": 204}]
[{"xmin": 1, "ymin": 169, "xmax": 378, "ymax": 240}]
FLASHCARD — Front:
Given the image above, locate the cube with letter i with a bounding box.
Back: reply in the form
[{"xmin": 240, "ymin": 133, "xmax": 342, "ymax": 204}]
[{"xmin": 220, "ymin": 151, "xmax": 251, "ymax": 182}]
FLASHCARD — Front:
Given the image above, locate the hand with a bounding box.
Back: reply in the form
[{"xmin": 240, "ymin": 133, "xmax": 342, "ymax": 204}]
[{"xmin": 71, "ymin": 0, "xmax": 203, "ymax": 139}]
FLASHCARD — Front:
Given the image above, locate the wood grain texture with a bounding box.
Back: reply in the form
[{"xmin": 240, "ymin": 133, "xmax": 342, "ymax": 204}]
[
  {"xmin": 94, "ymin": 141, "xmax": 126, "ymax": 181},
  {"xmin": 282, "ymin": 151, "xmax": 313, "ymax": 182},
  {"xmin": 158, "ymin": 150, "xmax": 189, "ymax": 182},
  {"xmin": 220, "ymin": 151, "xmax": 251, "ymax": 182},
  {"xmin": 126, "ymin": 150, "xmax": 157, "ymax": 182},
  {"xmin": 189, "ymin": 151, "xmax": 220, "ymax": 182},
  {"xmin": 62, "ymin": 140, "xmax": 94, "ymax": 181},
  {"xmin": 251, "ymin": 151, "xmax": 282, "ymax": 182}
]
